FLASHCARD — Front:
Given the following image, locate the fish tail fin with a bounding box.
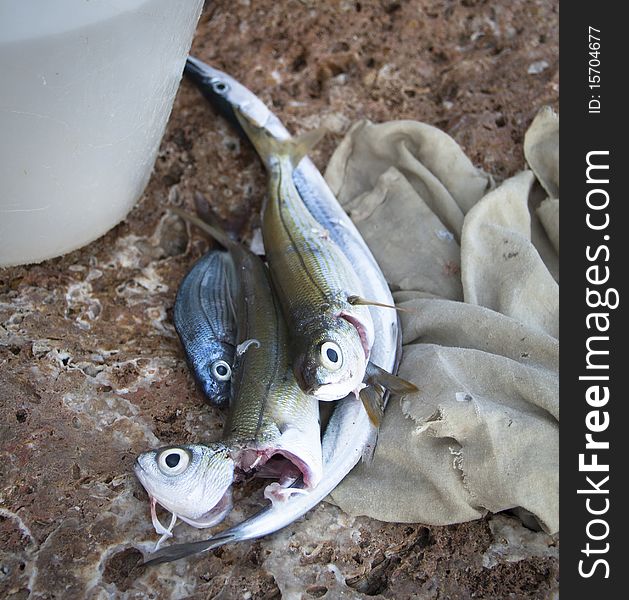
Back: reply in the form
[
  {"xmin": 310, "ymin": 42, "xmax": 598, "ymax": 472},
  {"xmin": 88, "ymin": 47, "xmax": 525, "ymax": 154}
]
[
  {"xmin": 365, "ymin": 362, "xmax": 419, "ymax": 396},
  {"xmin": 143, "ymin": 531, "xmax": 238, "ymax": 566},
  {"xmin": 361, "ymin": 422, "xmax": 379, "ymax": 465},
  {"xmin": 286, "ymin": 128, "xmax": 327, "ymax": 168},
  {"xmin": 170, "ymin": 206, "xmax": 233, "ymax": 250},
  {"xmin": 234, "ymin": 107, "xmax": 325, "ymax": 168}
]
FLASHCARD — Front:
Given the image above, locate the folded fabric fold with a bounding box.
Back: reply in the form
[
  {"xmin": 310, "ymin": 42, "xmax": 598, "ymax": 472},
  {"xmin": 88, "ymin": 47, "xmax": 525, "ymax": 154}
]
[{"xmin": 325, "ymin": 109, "xmax": 559, "ymax": 534}]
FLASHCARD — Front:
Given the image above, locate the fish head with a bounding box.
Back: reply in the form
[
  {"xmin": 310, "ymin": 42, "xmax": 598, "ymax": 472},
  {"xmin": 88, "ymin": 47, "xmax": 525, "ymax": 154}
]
[
  {"xmin": 190, "ymin": 342, "xmax": 234, "ymax": 407},
  {"xmin": 134, "ymin": 443, "xmax": 235, "ymax": 524},
  {"xmin": 185, "ymin": 57, "xmax": 282, "ymax": 134},
  {"xmin": 294, "ymin": 318, "xmax": 367, "ymax": 401}
]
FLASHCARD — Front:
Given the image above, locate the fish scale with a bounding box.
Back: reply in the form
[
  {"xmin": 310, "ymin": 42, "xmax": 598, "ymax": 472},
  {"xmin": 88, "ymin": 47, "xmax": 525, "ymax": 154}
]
[{"xmin": 225, "ymin": 254, "xmax": 282, "ymax": 442}]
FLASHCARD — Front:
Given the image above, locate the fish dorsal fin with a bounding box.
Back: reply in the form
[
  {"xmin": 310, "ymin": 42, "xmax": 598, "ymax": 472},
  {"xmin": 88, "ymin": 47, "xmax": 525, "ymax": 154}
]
[{"xmin": 287, "ymin": 127, "xmax": 327, "ymax": 168}]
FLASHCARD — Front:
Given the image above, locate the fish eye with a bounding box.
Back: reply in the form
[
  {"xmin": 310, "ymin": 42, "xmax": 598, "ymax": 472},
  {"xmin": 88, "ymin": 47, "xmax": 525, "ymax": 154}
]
[
  {"xmin": 211, "ymin": 79, "xmax": 229, "ymax": 95},
  {"xmin": 320, "ymin": 341, "xmax": 343, "ymax": 371},
  {"xmin": 210, "ymin": 360, "xmax": 232, "ymax": 382},
  {"xmin": 157, "ymin": 448, "xmax": 191, "ymax": 476}
]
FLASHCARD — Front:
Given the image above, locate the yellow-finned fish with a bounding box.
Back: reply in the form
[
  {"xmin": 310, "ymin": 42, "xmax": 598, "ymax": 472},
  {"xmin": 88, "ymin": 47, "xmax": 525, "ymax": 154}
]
[
  {"xmin": 233, "ymin": 113, "xmax": 367, "ymax": 401},
  {"xmin": 234, "ymin": 108, "xmax": 415, "ymax": 403}
]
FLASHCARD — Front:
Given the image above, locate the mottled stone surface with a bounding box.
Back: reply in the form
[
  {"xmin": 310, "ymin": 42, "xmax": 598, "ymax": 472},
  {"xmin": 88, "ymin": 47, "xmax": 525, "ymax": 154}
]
[{"xmin": 1, "ymin": 1, "xmax": 558, "ymax": 598}]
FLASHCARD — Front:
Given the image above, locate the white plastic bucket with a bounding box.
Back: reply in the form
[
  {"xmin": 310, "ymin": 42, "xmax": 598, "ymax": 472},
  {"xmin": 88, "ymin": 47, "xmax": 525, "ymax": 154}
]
[{"xmin": 0, "ymin": 0, "xmax": 204, "ymax": 266}]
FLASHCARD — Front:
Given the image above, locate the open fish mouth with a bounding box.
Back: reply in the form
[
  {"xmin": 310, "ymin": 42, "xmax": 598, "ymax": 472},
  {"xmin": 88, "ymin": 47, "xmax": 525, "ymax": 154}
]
[{"xmin": 236, "ymin": 447, "xmax": 319, "ymax": 490}]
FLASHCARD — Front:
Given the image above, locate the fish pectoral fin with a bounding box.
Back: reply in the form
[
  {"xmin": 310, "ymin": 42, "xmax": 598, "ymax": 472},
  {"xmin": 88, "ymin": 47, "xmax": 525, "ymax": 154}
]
[
  {"xmin": 287, "ymin": 127, "xmax": 327, "ymax": 167},
  {"xmin": 347, "ymin": 295, "xmax": 408, "ymax": 312},
  {"xmin": 359, "ymin": 385, "xmax": 386, "ymax": 428},
  {"xmin": 365, "ymin": 361, "xmax": 419, "ymax": 396}
]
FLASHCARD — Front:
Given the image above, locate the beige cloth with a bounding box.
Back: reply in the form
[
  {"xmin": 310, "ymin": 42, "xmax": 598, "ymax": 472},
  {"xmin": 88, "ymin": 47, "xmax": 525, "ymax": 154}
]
[{"xmin": 324, "ymin": 110, "xmax": 559, "ymax": 534}]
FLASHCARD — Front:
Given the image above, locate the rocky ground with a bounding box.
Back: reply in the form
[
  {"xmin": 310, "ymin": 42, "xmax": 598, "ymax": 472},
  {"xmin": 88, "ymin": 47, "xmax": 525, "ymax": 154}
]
[{"xmin": 1, "ymin": 1, "xmax": 558, "ymax": 598}]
